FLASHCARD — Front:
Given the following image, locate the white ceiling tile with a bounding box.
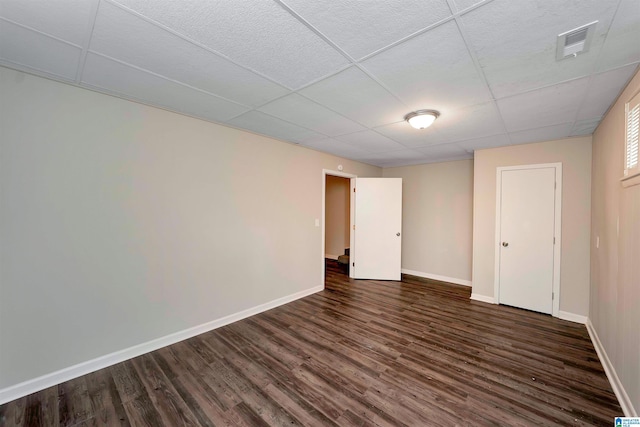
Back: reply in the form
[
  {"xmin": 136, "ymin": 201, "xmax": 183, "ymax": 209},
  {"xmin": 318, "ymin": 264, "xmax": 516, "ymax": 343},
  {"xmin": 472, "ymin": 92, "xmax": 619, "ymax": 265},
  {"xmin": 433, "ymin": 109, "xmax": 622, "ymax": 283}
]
[
  {"xmin": 282, "ymin": 0, "xmax": 452, "ymax": 60},
  {"xmin": 299, "ymin": 66, "xmax": 408, "ymax": 127},
  {"xmin": 414, "ymin": 143, "xmax": 470, "ymax": 158},
  {"xmin": 110, "ymin": 0, "xmax": 348, "ymax": 89},
  {"xmin": 435, "ymin": 101, "xmax": 506, "ymax": 142},
  {"xmin": 362, "ymin": 20, "xmax": 491, "ymax": 111},
  {"xmin": 571, "ymin": 118, "xmax": 601, "ymax": 136},
  {"xmin": 497, "ymin": 77, "xmax": 589, "ymax": 132},
  {"xmin": 508, "ymin": 122, "xmax": 574, "ymax": 145},
  {"xmin": 81, "ymin": 53, "xmax": 249, "ymax": 122},
  {"xmin": 227, "ymin": 111, "xmax": 325, "ymax": 144},
  {"xmin": 361, "ymin": 148, "xmax": 430, "ymax": 164},
  {"xmin": 596, "ymin": 0, "xmax": 640, "ymax": 72},
  {"xmin": 0, "ymin": 20, "xmax": 81, "ymax": 80},
  {"xmin": 461, "ymin": 0, "xmax": 618, "ymax": 99},
  {"xmin": 455, "ymin": 134, "xmax": 511, "ymax": 152},
  {"xmin": 334, "ymin": 130, "xmax": 406, "ymax": 153},
  {"xmin": 90, "ymin": 2, "xmax": 288, "ymax": 107},
  {"xmin": 452, "ymin": 0, "xmax": 488, "ymax": 12},
  {"xmin": 577, "ymin": 64, "xmax": 638, "ymax": 121},
  {"xmin": 0, "ymin": 0, "xmax": 95, "ymax": 45},
  {"xmin": 302, "ymin": 138, "xmax": 370, "ymax": 160},
  {"xmin": 257, "ymin": 93, "xmax": 365, "ymax": 136},
  {"xmin": 374, "ymin": 121, "xmax": 450, "ymax": 147}
]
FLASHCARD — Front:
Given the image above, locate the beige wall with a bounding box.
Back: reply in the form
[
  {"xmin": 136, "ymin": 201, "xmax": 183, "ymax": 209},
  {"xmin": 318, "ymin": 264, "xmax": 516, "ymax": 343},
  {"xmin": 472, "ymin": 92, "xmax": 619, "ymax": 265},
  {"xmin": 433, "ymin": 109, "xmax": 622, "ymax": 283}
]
[
  {"xmin": 325, "ymin": 175, "xmax": 350, "ymax": 258},
  {"xmin": 383, "ymin": 160, "xmax": 473, "ymax": 284},
  {"xmin": 472, "ymin": 137, "xmax": 592, "ymax": 317},
  {"xmin": 591, "ymin": 68, "xmax": 640, "ymax": 415},
  {"xmin": 0, "ymin": 67, "xmax": 381, "ymax": 390}
]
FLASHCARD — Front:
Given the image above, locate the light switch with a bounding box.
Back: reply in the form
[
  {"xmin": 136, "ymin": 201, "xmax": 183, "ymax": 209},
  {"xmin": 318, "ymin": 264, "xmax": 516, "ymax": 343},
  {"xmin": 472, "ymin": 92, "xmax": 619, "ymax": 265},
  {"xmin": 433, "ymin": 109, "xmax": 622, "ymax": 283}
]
[{"xmin": 315, "ymin": 218, "xmax": 320, "ymax": 227}]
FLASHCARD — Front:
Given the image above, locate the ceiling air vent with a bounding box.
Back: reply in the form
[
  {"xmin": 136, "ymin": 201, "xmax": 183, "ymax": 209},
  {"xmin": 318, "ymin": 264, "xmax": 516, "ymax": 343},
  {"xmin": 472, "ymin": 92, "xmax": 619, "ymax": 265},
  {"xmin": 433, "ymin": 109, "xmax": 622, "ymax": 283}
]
[{"xmin": 556, "ymin": 21, "xmax": 598, "ymax": 60}]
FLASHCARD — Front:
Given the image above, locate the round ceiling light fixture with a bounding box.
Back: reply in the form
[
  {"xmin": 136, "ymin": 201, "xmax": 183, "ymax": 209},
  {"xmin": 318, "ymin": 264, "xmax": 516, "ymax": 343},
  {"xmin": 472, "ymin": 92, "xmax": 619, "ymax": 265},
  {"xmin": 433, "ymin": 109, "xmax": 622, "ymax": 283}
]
[{"xmin": 404, "ymin": 110, "xmax": 440, "ymax": 129}]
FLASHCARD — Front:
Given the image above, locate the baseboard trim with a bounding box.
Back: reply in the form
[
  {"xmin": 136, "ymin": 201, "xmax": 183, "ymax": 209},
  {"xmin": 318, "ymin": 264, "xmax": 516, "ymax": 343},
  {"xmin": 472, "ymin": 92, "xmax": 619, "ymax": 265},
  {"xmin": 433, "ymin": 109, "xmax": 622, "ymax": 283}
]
[
  {"xmin": 0, "ymin": 285, "xmax": 324, "ymax": 405},
  {"xmin": 586, "ymin": 318, "xmax": 637, "ymax": 416},
  {"xmin": 470, "ymin": 293, "xmax": 496, "ymax": 304},
  {"xmin": 557, "ymin": 311, "xmax": 587, "ymax": 324},
  {"xmin": 401, "ymin": 269, "xmax": 471, "ymax": 287},
  {"xmin": 325, "ymin": 254, "xmax": 339, "ymax": 260}
]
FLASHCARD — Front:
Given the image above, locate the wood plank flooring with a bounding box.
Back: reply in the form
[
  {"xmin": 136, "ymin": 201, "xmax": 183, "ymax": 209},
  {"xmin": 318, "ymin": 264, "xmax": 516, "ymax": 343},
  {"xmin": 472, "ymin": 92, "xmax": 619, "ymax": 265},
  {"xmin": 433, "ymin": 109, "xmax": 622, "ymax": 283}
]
[{"xmin": 1, "ymin": 260, "xmax": 622, "ymax": 426}]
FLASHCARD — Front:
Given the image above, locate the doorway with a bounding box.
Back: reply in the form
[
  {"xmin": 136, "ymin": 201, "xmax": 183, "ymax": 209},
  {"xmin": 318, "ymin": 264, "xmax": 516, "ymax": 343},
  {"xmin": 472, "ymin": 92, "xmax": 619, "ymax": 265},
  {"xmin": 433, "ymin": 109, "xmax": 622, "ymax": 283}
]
[
  {"xmin": 495, "ymin": 163, "xmax": 562, "ymax": 316},
  {"xmin": 325, "ymin": 175, "xmax": 351, "ymax": 262},
  {"xmin": 322, "ymin": 169, "xmax": 356, "ymax": 287}
]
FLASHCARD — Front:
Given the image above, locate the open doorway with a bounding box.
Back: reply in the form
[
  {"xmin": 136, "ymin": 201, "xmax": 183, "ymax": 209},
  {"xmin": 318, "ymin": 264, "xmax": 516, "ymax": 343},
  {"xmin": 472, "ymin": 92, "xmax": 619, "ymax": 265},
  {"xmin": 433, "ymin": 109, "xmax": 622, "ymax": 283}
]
[
  {"xmin": 321, "ymin": 169, "xmax": 356, "ymax": 287},
  {"xmin": 325, "ymin": 175, "xmax": 351, "ymax": 263}
]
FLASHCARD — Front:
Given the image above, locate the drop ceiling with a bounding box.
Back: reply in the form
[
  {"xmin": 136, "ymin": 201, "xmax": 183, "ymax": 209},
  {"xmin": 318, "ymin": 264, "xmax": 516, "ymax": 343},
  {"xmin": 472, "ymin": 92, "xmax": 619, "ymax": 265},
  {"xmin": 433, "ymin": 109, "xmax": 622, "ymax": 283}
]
[{"xmin": 1, "ymin": 0, "xmax": 639, "ymax": 167}]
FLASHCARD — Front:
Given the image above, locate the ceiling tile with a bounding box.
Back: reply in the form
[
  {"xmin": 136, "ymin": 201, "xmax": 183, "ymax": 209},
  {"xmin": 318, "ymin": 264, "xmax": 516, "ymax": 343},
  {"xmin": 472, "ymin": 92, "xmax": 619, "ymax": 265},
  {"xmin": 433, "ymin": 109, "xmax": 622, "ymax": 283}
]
[
  {"xmin": 461, "ymin": 0, "xmax": 618, "ymax": 99},
  {"xmin": 497, "ymin": 77, "xmax": 589, "ymax": 132},
  {"xmin": 81, "ymin": 53, "xmax": 249, "ymax": 122},
  {"xmin": 596, "ymin": 0, "xmax": 640, "ymax": 72},
  {"xmin": 299, "ymin": 66, "xmax": 408, "ymax": 127},
  {"xmin": 0, "ymin": 0, "xmax": 95, "ymax": 45},
  {"xmin": 302, "ymin": 138, "xmax": 370, "ymax": 160},
  {"xmin": 282, "ymin": 0, "xmax": 452, "ymax": 60},
  {"xmin": 334, "ymin": 130, "xmax": 406, "ymax": 153},
  {"xmin": 577, "ymin": 64, "xmax": 639, "ymax": 121},
  {"xmin": 455, "ymin": 133, "xmax": 512, "ymax": 151},
  {"xmin": 89, "ymin": 2, "xmax": 288, "ymax": 107},
  {"xmin": 257, "ymin": 93, "xmax": 365, "ymax": 136},
  {"xmin": 227, "ymin": 111, "xmax": 325, "ymax": 144},
  {"xmin": 375, "ymin": 121, "xmax": 450, "ymax": 147},
  {"xmin": 414, "ymin": 143, "xmax": 471, "ymax": 158},
  {"xmin": 362, "ymin": 20, "xmax": 491, "ymax": 111},
  {"xmin": 435, "ymin": 101, "xmax": 506, "ymax": 142},
  {"xmin": 111, "ymin": 0, "xmax": 349, "ymax": 89},
  {"xmin": 451, "ymin": 0, "xmax": 488, "ymax": 12},
  {"xmin": 508, "ymin": 122, "xmax": 574, "ymax": 145},
  {"xmin": 571, "ymin": 118, "xmax": 601, "ymax": 136},
  {"xmin": 356, "ymin": 148, "xmax": 431, "ymax": 166},
  {"xmin": 0, "ymin": 20, "xmax": 81, "ymax": 80}
]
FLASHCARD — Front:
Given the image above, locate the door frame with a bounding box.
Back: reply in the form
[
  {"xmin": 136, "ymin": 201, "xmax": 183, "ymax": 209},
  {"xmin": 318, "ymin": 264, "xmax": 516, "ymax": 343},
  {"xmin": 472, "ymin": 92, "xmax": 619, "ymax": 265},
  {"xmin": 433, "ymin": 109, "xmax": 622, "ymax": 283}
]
[
  {"xmin": 494, "ymin": 163, "xmax": 562, "ymax": 317},
  {"xmin": 322, "ymin": 169, "xmax": 357, "ymax": 287}
]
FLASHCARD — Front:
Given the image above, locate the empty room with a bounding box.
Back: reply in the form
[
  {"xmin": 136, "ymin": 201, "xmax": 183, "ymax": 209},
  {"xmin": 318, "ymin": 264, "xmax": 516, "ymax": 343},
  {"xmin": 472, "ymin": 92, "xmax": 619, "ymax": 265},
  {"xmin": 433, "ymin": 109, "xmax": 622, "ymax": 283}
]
[{"xmin": 1, "ymin": 0, "xmax": 639, "ymax": 425}]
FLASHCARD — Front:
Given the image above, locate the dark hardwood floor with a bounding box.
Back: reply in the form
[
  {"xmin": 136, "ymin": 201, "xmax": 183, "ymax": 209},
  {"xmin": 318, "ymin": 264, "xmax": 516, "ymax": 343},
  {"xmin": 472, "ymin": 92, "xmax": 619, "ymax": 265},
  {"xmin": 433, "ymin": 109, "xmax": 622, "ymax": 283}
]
[{"xmin": 1, "ymin": 260, "xmax": 622, "ymax": 426}]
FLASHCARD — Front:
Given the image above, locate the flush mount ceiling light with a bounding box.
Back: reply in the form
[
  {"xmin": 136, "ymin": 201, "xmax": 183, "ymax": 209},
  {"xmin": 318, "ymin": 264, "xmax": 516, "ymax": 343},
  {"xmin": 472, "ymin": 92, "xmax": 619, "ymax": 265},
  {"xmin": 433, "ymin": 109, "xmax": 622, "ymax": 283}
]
[{"xmin": 405, "ymin": 110, "xmax": 440, "ymax": 129}]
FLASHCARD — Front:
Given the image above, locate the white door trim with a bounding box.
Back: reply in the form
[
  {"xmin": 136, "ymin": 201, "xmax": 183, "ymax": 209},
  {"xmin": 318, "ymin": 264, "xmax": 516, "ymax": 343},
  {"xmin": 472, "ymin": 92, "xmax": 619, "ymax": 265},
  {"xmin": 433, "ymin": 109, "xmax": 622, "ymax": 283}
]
[
  {"xmin": 322, "ymin": 169, "xmax": 357, "ymax": 287},
  {"xmin": 494, "ymin": 163, "xmax": 562, "ymax": 317}
]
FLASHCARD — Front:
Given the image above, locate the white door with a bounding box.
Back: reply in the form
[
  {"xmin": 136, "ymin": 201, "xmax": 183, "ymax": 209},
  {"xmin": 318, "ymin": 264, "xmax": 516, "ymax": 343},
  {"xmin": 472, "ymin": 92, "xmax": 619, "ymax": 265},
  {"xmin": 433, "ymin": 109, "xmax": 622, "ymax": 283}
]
[
  {"xmin": 498, "ymin": 167, "xmax": 557, "ymax": 314},
  {"xmin": 353, "ymin": 178, "xmax": 402, "ymax": 280}
]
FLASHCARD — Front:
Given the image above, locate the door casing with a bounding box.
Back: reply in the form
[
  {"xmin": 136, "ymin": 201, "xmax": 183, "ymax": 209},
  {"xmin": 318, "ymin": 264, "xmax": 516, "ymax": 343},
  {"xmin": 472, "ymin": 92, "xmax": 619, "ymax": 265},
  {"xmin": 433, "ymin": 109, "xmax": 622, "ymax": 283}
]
[
  {"xmin": 321, "ymin": 169, "xmax": 356, "ymax": 287},
  {"xmin": 494, "ymin": 163, "xmax": 562, "ymax": 317}
]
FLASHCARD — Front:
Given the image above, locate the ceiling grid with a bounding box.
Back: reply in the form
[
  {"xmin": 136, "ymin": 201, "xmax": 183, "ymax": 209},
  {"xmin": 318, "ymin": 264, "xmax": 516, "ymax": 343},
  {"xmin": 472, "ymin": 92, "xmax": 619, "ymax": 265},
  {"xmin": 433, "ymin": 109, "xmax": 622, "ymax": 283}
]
[{"xmin": 1, "ymin": 0, "xmax": 638, "ymax": 167}]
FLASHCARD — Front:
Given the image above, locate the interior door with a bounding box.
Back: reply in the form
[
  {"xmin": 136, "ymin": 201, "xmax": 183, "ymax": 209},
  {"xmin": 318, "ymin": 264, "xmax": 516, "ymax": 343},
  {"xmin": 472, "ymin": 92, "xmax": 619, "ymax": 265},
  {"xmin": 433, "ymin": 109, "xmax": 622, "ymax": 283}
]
[
  {"xmin": 498, "ymin": 167, "xmax": 556, "ymax": 314},
  {"xmin": 353, "ymin": 178, "xmax": 402, "ymax": 280}
]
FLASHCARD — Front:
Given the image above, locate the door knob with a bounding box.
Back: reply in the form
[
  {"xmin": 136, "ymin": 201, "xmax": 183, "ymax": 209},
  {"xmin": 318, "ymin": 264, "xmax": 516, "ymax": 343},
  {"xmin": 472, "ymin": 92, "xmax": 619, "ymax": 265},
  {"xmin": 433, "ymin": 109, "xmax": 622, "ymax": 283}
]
[
  {"xmin": 502, "ymin": 242, "xmax": 509, "ymax": 247},
  {"xmin": 396, "ymin": 232, "xmax": 401, "ymax": 236}
]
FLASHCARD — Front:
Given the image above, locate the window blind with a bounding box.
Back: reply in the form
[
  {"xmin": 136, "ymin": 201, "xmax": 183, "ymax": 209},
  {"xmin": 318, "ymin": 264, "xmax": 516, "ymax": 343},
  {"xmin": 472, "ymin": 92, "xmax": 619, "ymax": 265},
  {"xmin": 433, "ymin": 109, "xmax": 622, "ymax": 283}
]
[{"xmin": 625, "ymin": 91, "xmax": 640, "ymax": 175}]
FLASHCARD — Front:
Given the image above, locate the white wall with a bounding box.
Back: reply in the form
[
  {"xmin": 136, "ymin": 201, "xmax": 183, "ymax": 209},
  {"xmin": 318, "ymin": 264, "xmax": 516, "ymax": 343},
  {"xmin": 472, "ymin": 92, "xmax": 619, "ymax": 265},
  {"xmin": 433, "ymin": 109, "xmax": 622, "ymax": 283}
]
[
  {"xmin": 383, "ymin": 160, "xmax": 473, "ymax": 285},
  {"xmin": 590, "ymin": 68, "xmax": 640, "ymax": 415},
  {"xmin": 325, "ymin": 175, "xmax": 350, "ymax": 258},
  {"xmin": 472, "ymin": 137, "xmax": 593, "ymax": 317},
  {"xmin": 0, "ymin": 67, "xmax": 381, "ymax": 392}
]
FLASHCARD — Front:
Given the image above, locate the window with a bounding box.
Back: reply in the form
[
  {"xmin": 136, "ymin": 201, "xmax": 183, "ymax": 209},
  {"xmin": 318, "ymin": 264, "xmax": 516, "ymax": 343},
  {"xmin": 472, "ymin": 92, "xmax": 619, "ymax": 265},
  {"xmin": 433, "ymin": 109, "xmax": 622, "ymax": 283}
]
[{"xmin": 625, "ymin": 91, "xmax": 640, "ymax": 178}]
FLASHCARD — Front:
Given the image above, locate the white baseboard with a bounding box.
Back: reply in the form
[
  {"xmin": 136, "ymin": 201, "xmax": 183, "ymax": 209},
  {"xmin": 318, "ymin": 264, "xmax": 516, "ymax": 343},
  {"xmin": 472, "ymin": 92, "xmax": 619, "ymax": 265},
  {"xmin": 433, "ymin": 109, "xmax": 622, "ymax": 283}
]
[
  {"xmin": 586, "ymin": 318, "xmax": 637, "ymax": 416},
  {"xmin": 0, "ymin": 285, "xmax": 324, "ymax": 405},
  {"xmin": 401, "ymin": 269, "xmax": 471, "ymax": 287},
  {"xmin": 557, "ymin": 311, "xmax": 587, "ymax": 324},
  {"xmin": 470, "ymin": 293, "xmax": 496, "ymax": 304},
  {"xmin": 325, "ymin": 254, "xmax": 339, "ymax": 260}
]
